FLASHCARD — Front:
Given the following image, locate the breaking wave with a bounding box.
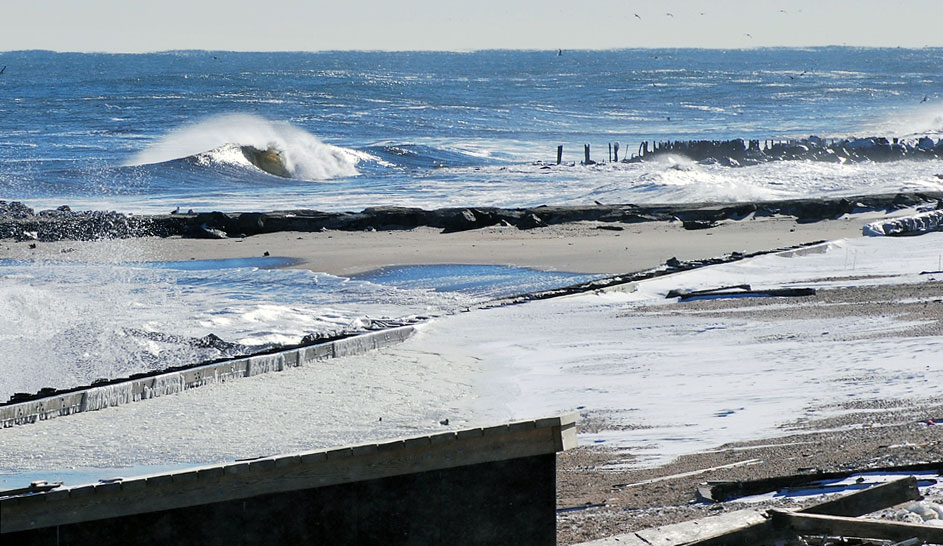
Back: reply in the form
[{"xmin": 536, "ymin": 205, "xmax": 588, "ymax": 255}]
[
  {"xmin": 858, "ymin": 104, "xmax": 943, "ymax": 140},
  {"xmin": 126, "ymin": 114, "xmax": 366, "ymax": 180}
]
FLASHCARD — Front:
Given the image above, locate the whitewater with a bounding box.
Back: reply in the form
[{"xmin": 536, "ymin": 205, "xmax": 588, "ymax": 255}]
[
  {"xmin": 1, "ymin": 48, "xmax": 942, "ymax": 213},
  {"xmin": 2, "ymin": 48, "xmax": 943, "ymax": 397},
  {"xmin": 2, "ymin": 48, "xmax": 943, "ymax": 491}
]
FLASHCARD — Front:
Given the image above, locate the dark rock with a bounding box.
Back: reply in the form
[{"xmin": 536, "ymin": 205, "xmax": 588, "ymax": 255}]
[
  {"xmin": 0, "ymin": 201, "xmax": 34, "ymax": 219},
  {"xmin": 682, "ymin": 219, "xmax": 717, "ymax": 230},
  {"xmin": 235, "ymin": 212, "xmax": 265, "ymax": 235},
  {"xmin": 633, "ymin": 135, "xmax": 943, "ymax": 164},
  {"xmin": 193, "ymin": 333, "xmax": 232, "ymax": 351},
  {"xmin": 441, "ymin": 209, "xmax": 481, "ymax": 233},
  {"xmin": 516, "ymin": 213, "xmax": 548, "ymax": 230}
]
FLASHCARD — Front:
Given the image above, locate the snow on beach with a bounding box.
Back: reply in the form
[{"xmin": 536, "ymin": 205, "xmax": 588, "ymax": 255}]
[
  {"xmin": 1, "ymin": 230, "xmax": 941, "ymax": 487},
  {"xmin": 420, "ymin": 232, "xmax": 943, "ymax": 465}
]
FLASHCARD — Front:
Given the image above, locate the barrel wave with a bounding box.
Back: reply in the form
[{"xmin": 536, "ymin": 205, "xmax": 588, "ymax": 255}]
[{"xmin": 127, "ymin": 114, "xmax": 365, "ymax": 181}]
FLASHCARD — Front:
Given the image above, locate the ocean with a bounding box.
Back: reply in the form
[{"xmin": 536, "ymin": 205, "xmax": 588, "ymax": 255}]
[
  {"xmin": 2, "ymin": 47, "xmax": 943, "ymax": 399},
  {"xmin": 2, "ymin": 48, "xmax": 942, "ymax": 213}
]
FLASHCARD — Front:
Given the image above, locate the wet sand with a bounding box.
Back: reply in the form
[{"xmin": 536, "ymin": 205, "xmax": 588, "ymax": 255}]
[{"xmin": 1, "ymin": 214, "xmax": 871, "ymax": 276}]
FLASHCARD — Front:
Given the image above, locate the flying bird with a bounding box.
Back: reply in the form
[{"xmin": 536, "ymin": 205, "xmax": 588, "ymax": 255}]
[
  {"xmin": 634, "ymin": 13, "xmax": 641, "ymax": 19},
  {"xmin": 666, "ymin": 12, "xmax": 674, "ymax": 17},
  {"xmin": 922, "ymin": 95, "xmax": 930, "ymax": 103},
  {"xmin": 0, "ymin": 66, "xmax": 6, "ymax": 75}
]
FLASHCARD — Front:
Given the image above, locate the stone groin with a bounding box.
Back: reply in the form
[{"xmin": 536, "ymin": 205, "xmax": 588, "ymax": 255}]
[
  {"xmin": 2, "ymin": 192, "xmax": 942, "ymax": 242},
  {"xmin": 626, "ymin": 135, "xmax": 943, "ymax": 166}
]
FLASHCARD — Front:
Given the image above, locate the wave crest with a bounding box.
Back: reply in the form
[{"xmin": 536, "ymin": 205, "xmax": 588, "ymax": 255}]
[{"xmin": 127, "ymin": 114, "xmax": 364, "ymax": 180}]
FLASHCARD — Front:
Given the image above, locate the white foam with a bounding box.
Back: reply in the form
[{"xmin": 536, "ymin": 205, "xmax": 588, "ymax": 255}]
[
  {"xmin": 3, "ymin": 232, "xmax": 943, "ymax": 477},
  {"xmin": 126, "ymin": 114, "xmax": 365, "ymax": 180},
  {"xmin": 856, "ymin": 103, "xmax": 943, "ymax": 140}
]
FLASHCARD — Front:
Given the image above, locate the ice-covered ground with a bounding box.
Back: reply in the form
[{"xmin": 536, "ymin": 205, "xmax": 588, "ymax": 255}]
[
  {"xmin": 1, "ymin": 232, "xmax": 942, "ymax": 488},
  {"xmin": 418, "ymin": 233, "xmax": 943, "ymax": 465}
]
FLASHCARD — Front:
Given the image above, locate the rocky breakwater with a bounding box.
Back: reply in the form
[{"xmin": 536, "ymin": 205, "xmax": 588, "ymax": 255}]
[
  {"xmin": 627, "ymin": 135, "xmax": 943, "ymax": 166},
  {"xmin": 0, "ymin": 201, "xmax": 163, "ymax": 242},
  {"xmin": 3, "ymin": 192, "xmax": 943, "ymax": 243}
]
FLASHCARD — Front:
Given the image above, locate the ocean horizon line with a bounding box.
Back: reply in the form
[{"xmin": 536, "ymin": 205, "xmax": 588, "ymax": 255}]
[{"xmin": 3, "ymin": 45, "xmax": 943, "ymax": 56}]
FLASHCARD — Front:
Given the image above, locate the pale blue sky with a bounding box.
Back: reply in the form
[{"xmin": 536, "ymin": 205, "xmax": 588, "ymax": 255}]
[{"xmin": 3, "ymin": 0, "xmax": 941, "ymax": 52}]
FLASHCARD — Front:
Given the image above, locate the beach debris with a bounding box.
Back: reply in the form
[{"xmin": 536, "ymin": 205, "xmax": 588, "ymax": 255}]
[
  {"xmin": 768, "ymin": 508, "xmax": 943, "ymax": 544},
  {"xmin": 684, "ymin": 477, "xmax": 924, "ymax": 546},
  {"xmin": 698, "ymin": 463, "xmax": 943, "ymax": 503},
  {"xmin": 666, "ymin": 284, "xmax": 816, "ymax": 300},
  {"xmin": 0, "ymin": 480, "xmax": 63, "ymax": 498}
]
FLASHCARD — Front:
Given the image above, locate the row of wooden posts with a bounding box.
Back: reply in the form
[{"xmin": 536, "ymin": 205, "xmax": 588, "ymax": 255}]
[{"xmin": 556, "ymin": 143, "xmax": 623, "ymax": 165}]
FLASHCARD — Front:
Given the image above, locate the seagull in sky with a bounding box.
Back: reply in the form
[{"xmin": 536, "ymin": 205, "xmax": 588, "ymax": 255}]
[
  {"xmin": 634, "ymin": 13, "xmax": 641, "ymax": 19},
  {"xmin": 666, "ymin": 12, "xmax": 674, "ymax": 17}
]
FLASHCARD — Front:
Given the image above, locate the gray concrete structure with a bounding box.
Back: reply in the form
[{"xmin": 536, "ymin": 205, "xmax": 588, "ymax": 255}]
[
  {"xmin": 2, "ymin": 414, "xmax": 577, "ymax": 545},
  {"xmin": 1, "ymin": 326, "xmax": 416, "ymax": 428}
]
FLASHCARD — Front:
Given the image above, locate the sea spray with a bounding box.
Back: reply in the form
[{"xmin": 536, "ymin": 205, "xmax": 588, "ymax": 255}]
[
  {"xmin": 0, "ymin": 253, "xmax": 492, "ymax": 400},
  {"xmin": 858, "ymin": 104, "xmax": 943, "ymax": 140},
  {"xmin": 126, "ymin": 114, "xmax": 365, "ymax": 180}
]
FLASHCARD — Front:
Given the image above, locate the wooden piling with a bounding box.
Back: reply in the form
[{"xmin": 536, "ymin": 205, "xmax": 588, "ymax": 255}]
[
  {"xmin": 556, "ymin": 145, "xmax": 563, "ymax": 165},
  {"xmin": 608, "ymin": 143, "xmax": 612, "ymax": 162},
  {"xmin": 584, "ymin": 144, "xmax": 591, "ymax": 164},
  {"xmin": 613, "ymin": 142, "xmax": 620, "ymax": 162}
]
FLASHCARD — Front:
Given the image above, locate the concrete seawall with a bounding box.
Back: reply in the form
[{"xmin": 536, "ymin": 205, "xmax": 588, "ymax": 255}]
[{"xmin": 0, "ymin": 326, "xmax": 416, "ymax": 428}]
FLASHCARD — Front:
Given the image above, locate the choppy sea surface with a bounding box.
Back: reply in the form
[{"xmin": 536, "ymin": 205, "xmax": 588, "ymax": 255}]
[
  {"xmin": 2, "ymin": 48, "xmax": 943, "ymax": 213},
  {"xmin": 2, "ymin": 48, "xmax": 943, "ymax": 398}
]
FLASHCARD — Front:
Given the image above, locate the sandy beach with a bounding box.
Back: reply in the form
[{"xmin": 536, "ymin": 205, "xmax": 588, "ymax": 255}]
[
  {"xmin": 3, "ymin": 208, "xmax": 942, "ymax": 544},
  {"xmin": 2, "ymin": 214, "xmax": 872, "ymax": 276}
]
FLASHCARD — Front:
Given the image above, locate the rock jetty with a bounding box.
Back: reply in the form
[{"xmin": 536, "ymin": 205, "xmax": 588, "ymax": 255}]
[
  {"xmin": 2, "ymin": 192, "xmax": 942, "ymax": 242},
  {"xmin": 626, "ymin": 135, "xmax": 943, "ymax": 166}
]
